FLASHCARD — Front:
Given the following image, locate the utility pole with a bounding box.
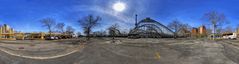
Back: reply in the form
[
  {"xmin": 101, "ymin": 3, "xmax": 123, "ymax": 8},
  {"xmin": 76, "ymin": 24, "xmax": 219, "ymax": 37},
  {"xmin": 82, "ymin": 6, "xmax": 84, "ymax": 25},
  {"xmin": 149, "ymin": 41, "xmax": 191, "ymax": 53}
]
[{"xmin": 135, "ymin": 14, "xmax": 138, "ymax": 28}]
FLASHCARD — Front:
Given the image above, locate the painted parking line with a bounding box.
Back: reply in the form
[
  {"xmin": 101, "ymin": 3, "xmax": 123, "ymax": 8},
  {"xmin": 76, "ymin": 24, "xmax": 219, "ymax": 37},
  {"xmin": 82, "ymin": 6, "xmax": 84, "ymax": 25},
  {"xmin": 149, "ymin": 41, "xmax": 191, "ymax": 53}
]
[
  {"xmin": 0, "ymin": 45, "xmax": 85, "ymax": 60},
  {"xmin": 155, "ymin": 52, "xmax": 160, "ymax": 60},
  {"xmin": 0, "ymin": 48, "xmax": 79, "ymax": 59}
]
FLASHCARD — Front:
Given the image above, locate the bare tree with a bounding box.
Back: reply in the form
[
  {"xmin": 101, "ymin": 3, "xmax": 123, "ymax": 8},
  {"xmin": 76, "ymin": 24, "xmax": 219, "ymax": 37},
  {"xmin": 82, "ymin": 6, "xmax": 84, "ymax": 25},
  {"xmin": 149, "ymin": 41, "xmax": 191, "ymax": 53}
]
[
  {"xmin": 203, "ymin": 11, "xmax": 225, "ymax": 40},
  {"xmin": 223, "ymin": 26, "xmax": 233, "ymax": 33},
  {"xmin": 92, "ymin": 31, "xmax": 102, "ymax": 37},
  {"xmin": 66, "ymin": 26, "xmax": 75, "ymax": 36},
  {"xmin": 121, "ymin": 30, "xmax": 129, "ymax": 37},
  {"xmin": 40, "ymin": 18, "xmax": 56, "ymax": 36},
  {"xmin": 178, "ymin": 24, "xmax": 192, "ymax": 37},
  {"xmin": 92, "ymin": 30, "xmax": 107, "ymax": 37},
  {"xmin": 108, "ymin": 24, "xmax": 120, "ymax": 40},
  {"xmin": 99, "ymin": 30, "xmax": 107, "ymax": 37},
  {"xmin": 207, "ymin": 29, "xmax": 212, "ymax": 35},
  {"xmin": 181, "ymin": 24, "xmax": 192, "ymax": 31},
  {"xmin": 216, "ymin": 26, "xmax": 223, "ymax": 34},
  {"xmin": 167, "ymin": 19, "xmax": 183, "ymax": 38},
  {"xmin": 79, "ymin": 15, "xmax": 101, "ymax": 40},
  {"xmin": 236, "ymin": 24, "xmax": 239, "ymax": 33},
  {"xmin": 55, "ymin": 23, "xmax": 65, "ymax": 33}
]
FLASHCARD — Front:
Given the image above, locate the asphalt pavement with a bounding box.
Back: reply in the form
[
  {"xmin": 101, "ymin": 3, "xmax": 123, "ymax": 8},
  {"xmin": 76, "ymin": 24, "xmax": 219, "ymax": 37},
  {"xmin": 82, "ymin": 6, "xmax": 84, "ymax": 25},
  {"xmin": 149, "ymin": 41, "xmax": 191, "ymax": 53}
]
[{"xmin": 0, "ymin": 38, "xmax": 238, "ymax": 64}]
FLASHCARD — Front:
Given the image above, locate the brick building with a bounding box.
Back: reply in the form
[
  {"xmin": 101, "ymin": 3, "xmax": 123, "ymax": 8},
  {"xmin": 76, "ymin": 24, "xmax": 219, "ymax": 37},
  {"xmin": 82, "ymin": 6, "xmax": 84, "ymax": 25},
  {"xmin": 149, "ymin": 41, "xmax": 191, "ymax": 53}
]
[{"xmin": 191, "ymin": 25, "xmax": 207, "ymax": 37}]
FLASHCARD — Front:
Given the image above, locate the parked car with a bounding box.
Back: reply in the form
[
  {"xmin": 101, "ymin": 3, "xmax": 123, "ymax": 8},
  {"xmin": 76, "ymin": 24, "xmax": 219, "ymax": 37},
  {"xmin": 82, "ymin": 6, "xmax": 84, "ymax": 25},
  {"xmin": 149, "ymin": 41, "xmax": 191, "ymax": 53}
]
[
  {"xmin": 45, "ymin": 36, "xmax": 59, "ymax": 40},
  {"xmin": 222, "ymin": 33, "xmax": 237, "ymax": 39}
]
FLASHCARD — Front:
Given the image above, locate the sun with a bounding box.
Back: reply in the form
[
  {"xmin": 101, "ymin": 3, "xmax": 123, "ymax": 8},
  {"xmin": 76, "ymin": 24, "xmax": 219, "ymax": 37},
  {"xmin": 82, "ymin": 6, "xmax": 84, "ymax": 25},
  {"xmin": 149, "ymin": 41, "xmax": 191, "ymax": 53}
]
[{"xmin": 113, "ymin": 2, "xmax": 126, "ymax": 12}]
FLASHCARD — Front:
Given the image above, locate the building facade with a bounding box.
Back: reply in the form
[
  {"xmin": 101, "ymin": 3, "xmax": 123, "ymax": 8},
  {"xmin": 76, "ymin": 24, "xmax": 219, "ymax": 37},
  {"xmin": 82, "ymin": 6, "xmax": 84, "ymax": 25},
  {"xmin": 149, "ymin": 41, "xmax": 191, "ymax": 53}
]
[
  {"xmin": 191, "ymin": 28, "xmax": 198, "ymax": 37},
  {"xmin": 0, "ymin": 24, "xmax": 15, "ymax": 40},
  {"xmin": 191, "ymin": 25, "xmax": 207, "ymax": 37},
  {"xmin": 199, "ymin": 25, "xmax": 207, "ymax": 37},
  {"xmin": 236, "ymin": 28, "xmax": 239, "ymax": 38}
]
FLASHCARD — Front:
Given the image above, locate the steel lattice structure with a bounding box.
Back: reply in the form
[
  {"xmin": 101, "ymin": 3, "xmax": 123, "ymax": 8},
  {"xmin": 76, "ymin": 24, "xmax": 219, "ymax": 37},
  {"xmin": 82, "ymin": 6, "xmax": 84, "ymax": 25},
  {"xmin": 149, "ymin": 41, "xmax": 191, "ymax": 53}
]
[{"xmin": 129, "ymin": 18, "xmax": 174, "ymax": 38}]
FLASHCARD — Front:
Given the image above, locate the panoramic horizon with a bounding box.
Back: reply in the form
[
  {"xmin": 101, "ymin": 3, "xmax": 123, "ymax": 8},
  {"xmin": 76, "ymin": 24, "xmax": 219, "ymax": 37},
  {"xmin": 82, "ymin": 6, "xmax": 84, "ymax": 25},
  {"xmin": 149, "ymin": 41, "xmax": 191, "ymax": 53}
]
[
  {"xmin": 1, "ymin": 0, "xmax": 239, "ymax": 64},
  {"xmin": 0, "ymin": 0, "xmax": 239, "ymax": 33}
]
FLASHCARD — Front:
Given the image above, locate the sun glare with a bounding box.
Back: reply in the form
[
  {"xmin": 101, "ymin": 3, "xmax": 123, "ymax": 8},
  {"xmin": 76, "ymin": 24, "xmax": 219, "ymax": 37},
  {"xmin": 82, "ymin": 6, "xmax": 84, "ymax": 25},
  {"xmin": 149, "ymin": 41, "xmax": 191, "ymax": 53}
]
[{"xmin": 113, "ymin": 2, "xmax": 126, "ymax": 12}]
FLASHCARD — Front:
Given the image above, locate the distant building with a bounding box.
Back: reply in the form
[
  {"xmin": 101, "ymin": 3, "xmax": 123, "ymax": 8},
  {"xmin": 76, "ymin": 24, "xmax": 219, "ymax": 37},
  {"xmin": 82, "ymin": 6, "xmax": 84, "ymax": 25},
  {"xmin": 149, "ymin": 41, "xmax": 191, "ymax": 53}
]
[
  {"xmin": 191, "ymin": 28, "xmax": 198, "ymax": 37},
  {"xmin": 15, "ymin": 32, "xmax": 25, "ymax": 40},
  {"xmin": 0, "ymin": 24, "xmax": 16, "ymax": 40},
  {"xmin": 0, "ymin": 24, "xmax": 75, "ymax": 40},
  {"xmin": 236, "ymin": 28, "xmax": 239, "ymax": 38},
  {"xmin": 198, "ymin": 25, "xmax": 207, "ymax": 37},
  {"xmin": 191, "ymin": 25, "xmax": 207, "ymax": 37},
  {"xmin": 177, "ymin": 28, "xmax": 191, "ymax": 37}
]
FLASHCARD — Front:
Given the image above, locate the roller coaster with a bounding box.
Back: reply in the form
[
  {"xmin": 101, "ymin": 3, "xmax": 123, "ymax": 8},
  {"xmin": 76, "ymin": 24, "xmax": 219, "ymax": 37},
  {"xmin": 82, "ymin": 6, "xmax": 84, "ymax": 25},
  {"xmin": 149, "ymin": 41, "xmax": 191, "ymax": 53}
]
[{"xmin": 129, "ymin": 17, "xmax": 174, "ymax": 38}]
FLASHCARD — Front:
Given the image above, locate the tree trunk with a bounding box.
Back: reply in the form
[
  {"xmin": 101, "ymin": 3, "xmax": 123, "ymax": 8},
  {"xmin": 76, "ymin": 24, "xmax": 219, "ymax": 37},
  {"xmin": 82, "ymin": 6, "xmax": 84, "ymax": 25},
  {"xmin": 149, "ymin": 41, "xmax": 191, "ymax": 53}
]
[
  {"xmin": 86, "ymin": 28, "xmax": 91, "ymax": 41},
  {"xmin": 49, "ymin": 30, "xmax": 52, "ymax": 37},
  {"xmin": 213, "ymin": 24, "xmax": 216, "ymax": 40},
  {"xmin": 113, "ymin": 36, "xmax": 115, "ymax": 40}
]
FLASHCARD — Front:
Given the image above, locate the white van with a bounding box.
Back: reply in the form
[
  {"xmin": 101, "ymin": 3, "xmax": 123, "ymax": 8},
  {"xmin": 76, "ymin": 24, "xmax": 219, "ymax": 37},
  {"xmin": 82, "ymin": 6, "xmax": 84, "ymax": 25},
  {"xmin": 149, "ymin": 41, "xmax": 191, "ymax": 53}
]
[{"xmin": 222, "ymin": 33, "xmax": 237, "ymax": 39}]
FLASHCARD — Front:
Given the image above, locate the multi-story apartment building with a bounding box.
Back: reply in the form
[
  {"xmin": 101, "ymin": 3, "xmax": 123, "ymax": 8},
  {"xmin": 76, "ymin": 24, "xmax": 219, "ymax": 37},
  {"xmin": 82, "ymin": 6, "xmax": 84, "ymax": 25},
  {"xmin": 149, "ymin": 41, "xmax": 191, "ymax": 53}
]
[{"xmin": 0, "ymin": 24, "xmax": 16, "ymax": 40}]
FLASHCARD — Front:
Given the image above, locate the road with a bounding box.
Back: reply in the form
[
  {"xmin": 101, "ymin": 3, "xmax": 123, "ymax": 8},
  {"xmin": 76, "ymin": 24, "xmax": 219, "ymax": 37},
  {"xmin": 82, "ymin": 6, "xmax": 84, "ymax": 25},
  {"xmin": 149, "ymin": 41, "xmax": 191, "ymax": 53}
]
[{"xmin": 0, "ymin": 38, "xmax": 238, "ymax": 64}]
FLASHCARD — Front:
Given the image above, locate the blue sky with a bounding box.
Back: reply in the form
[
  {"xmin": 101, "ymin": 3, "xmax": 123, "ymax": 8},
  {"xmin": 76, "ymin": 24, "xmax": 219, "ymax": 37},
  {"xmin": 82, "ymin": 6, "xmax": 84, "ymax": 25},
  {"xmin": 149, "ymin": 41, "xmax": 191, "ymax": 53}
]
[{"xmin": 0, "ymin": 0, "xmax": 239, "ymax": 32}]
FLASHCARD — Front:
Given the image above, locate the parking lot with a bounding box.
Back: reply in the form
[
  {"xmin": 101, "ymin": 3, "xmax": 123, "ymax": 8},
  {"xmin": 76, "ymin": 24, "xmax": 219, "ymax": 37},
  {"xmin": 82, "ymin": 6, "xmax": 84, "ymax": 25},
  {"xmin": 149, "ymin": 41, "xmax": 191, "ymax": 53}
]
[{"xmin": 0, "ymin": 38, "xmax": 238, "ymax": 64}]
